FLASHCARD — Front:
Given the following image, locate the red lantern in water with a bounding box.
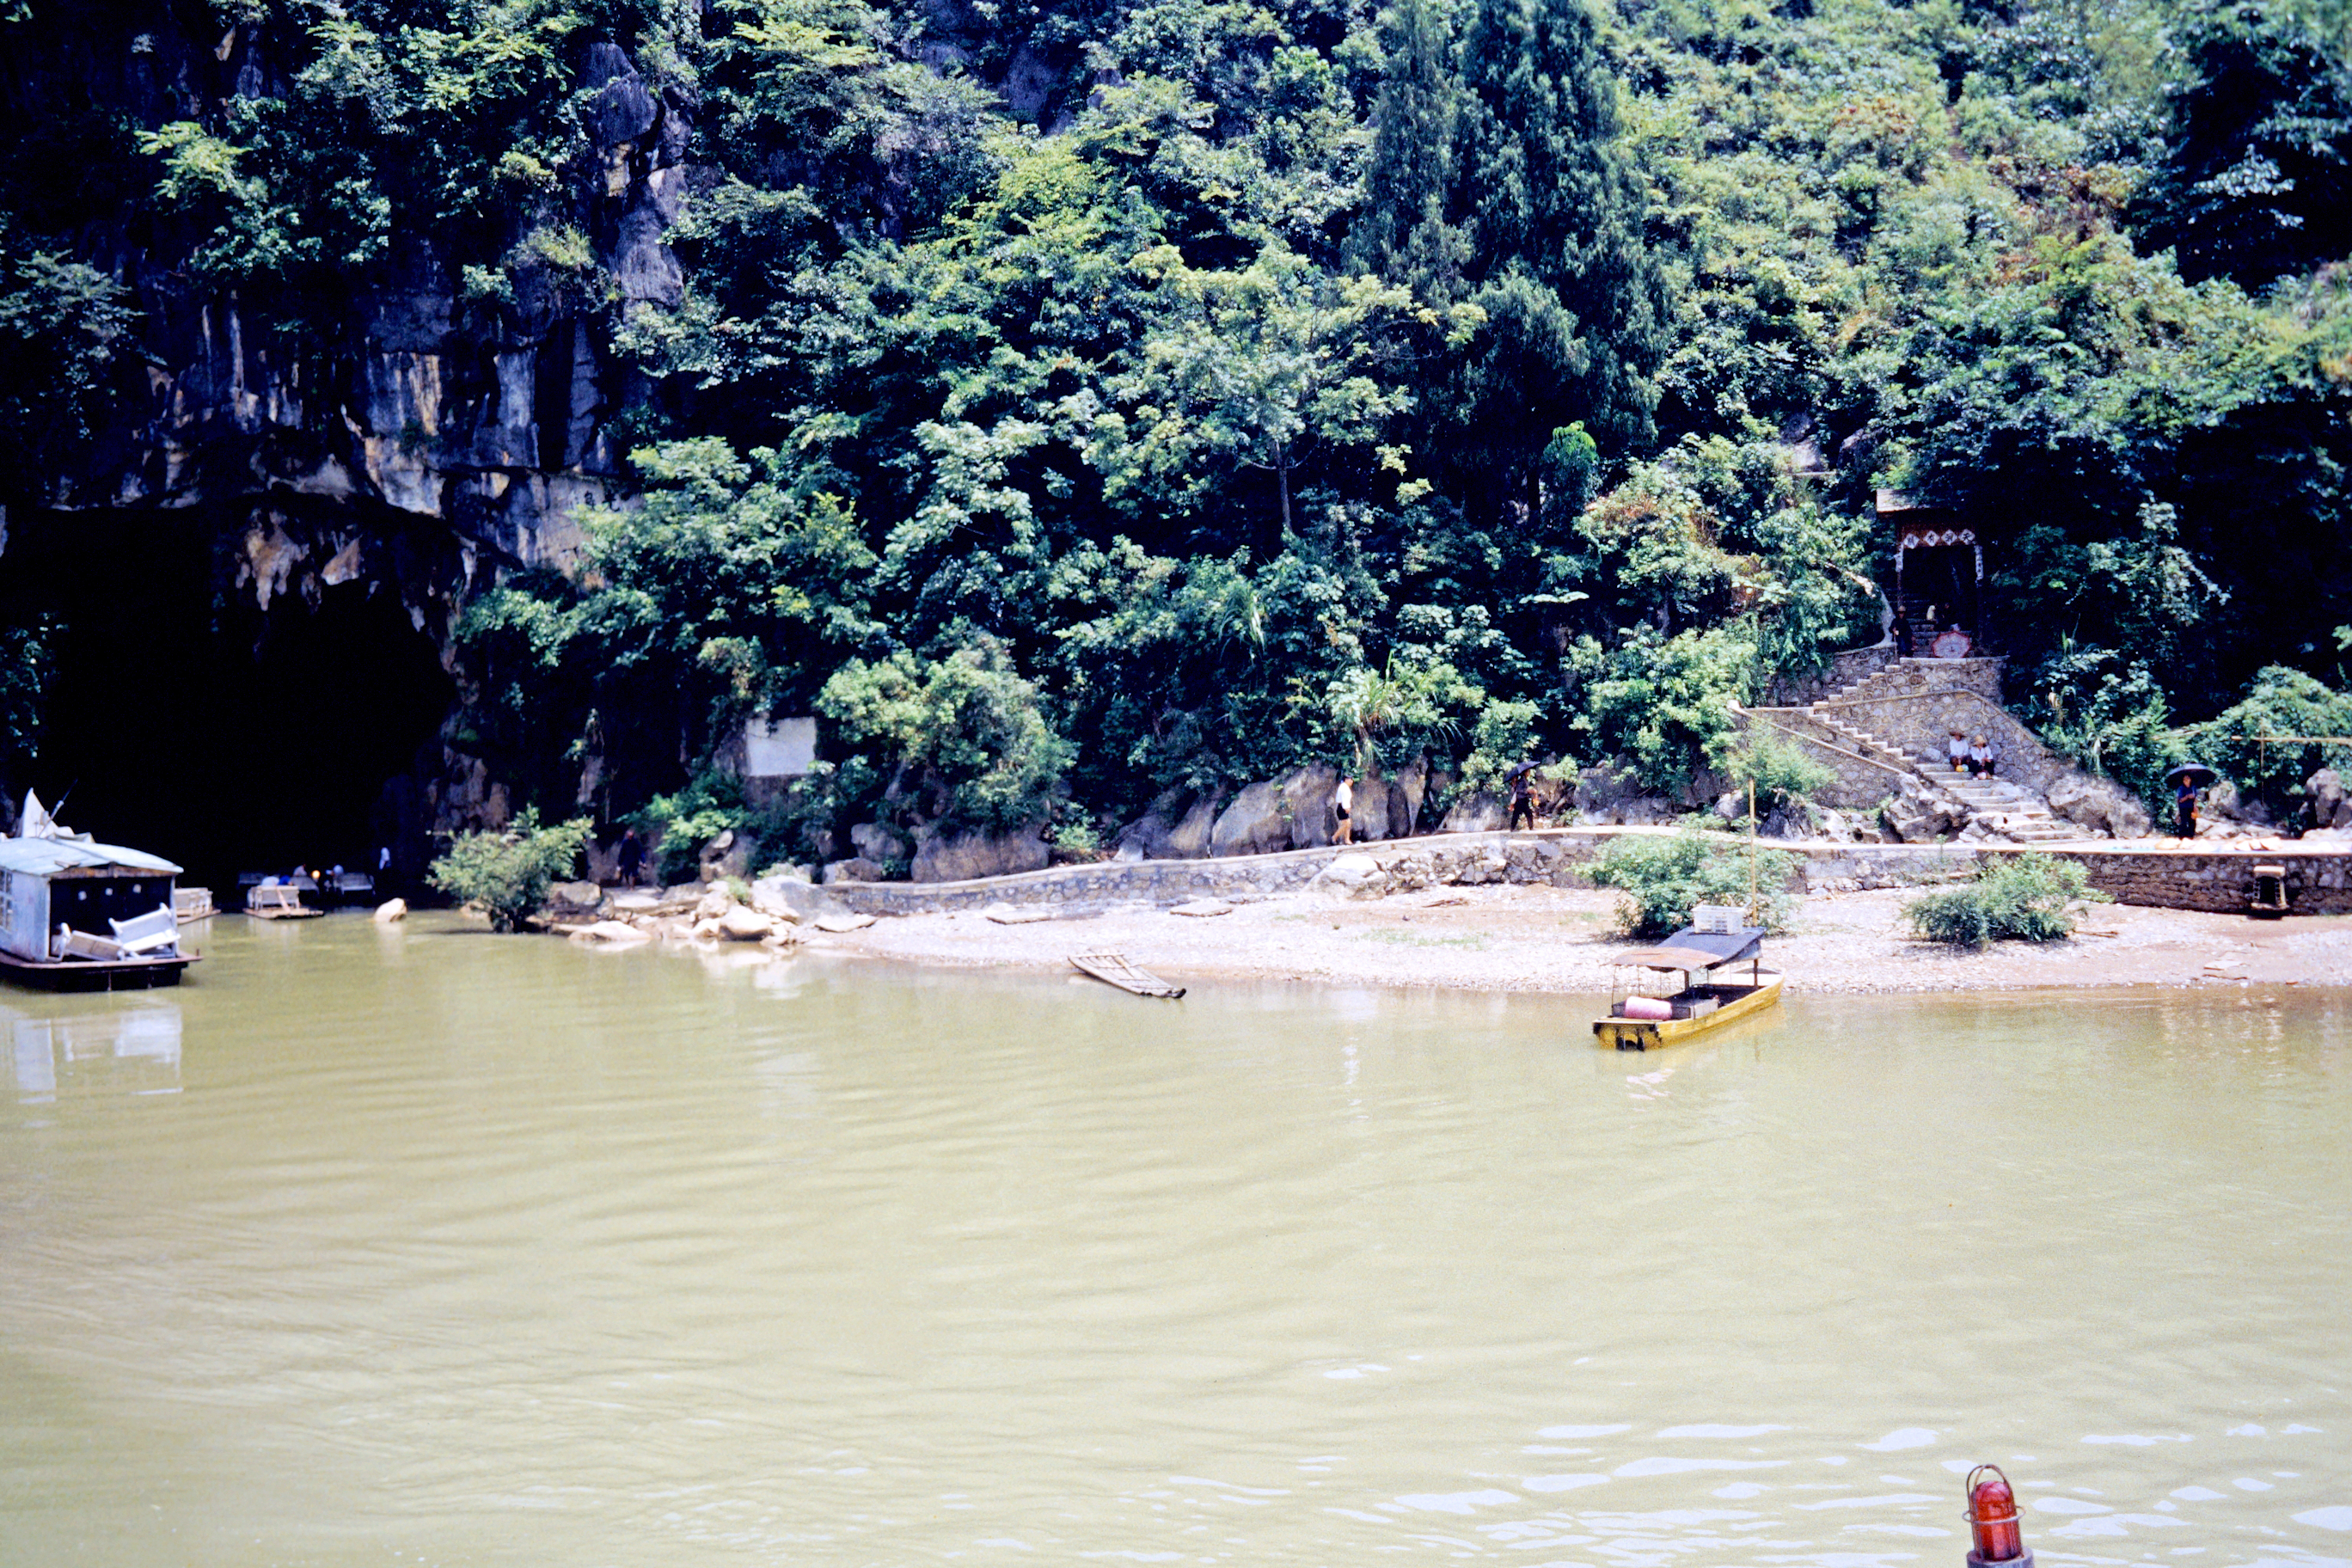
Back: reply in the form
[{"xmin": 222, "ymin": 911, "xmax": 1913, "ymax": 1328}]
[{"xmin": 1965, "ymin": 1464, "xmax": 2024, "ymax": 1564}]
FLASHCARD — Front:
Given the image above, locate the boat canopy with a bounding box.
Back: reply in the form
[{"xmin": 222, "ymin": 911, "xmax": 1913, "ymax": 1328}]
[
  {"xmin": 1612, "ymin": 925, "xmax": 1764, "ymax": 972},
  {"xmin": 0, "ymin": 839, "xmax": 182, "ymax": 878}
]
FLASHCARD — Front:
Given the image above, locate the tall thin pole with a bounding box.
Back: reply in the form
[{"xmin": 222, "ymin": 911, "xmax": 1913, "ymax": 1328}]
[{"xmin": 1748, "ymin": 778, "xmax": 1758, "ymax": 925}]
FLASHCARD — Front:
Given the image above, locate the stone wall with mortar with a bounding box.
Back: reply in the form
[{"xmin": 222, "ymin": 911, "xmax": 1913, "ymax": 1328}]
[
  {"xmin": 1988, "ymin": 846, "xmax": 2352, "ymax": 916},
  {"xmin": 1737, "ymin": 708, "xmax": 1925, "ymax": 810},
  {"xmin": 818, "ymin": 830, "xmax": 2352, "ymax": 919},
  {"xmin": 1765, "ymin": 646, "xmax": 1899, "ymax": 707},
  {"xmin": 821, "ymin": 830, "xmax": 1981, "ymax": 915},
  {"xmin": 1814, "ymin": 687, "xmax": 2061, "ymax": 790}
]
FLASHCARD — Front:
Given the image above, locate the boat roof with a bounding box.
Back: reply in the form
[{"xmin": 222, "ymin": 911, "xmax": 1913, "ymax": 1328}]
[
  {"xmin": 1614, "ymin": 925, "xmax": 1765, "ymax": 971},
  {"xmin": 0, "ymin": 838, "xmax": 182, "ymax": 877}
]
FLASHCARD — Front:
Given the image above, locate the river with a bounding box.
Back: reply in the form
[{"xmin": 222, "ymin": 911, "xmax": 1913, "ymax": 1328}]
[{"xmin": 3, "ymin": 914, "xmax": 2348, "ymax": 1565}]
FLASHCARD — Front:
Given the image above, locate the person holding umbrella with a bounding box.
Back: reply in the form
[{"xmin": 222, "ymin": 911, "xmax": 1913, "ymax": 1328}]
[
  {"xmin": 2166, "ymin": 763, "xmax": 2218, "ymax": 840},
  {"xmin": 1506, "ymin": 762, "xmax": 1539, "ymax": 830}
]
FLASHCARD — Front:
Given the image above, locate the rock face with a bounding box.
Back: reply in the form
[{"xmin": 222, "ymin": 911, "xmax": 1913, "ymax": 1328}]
[
  {"xmin": 1393, "ymin": 755, "xmax": 1428, "ymax": 836},
  {"xmin": 849, "ymin": 822, "xmax": 910, "ymax": 863},
  {"xmin": 1210, "ymin": 782, "xmax": 1292, "ymax": 857},
  {"xmin": 1282, "ymin": 763, "xmax": 1341, "ymax": 849},
  {"xmin": 823, "ymin": 857, "xmax": 885, "ymax": 885},
  {"xmin": 1349, "ymin": 775, "xmax": 1392, "ymax": 841},
  {"xmin": 1161, "ymin": 793, "xmax": 1223, "ymax": 858},
  {"xmin": 2044, "ymin": 769, "xmax": 2151, "ymax": 839},
  {"xmin": 0, "ymin": 19, "xmax": 708, "ymax": 847},
  {"xmin": 910, "ymin": 824, "xmax": 1050, "ymax": 883},
  {"xmin": 1439, "ymin": 792, "xmax": 1505, "ymax": 832},
  {"xmin": 2312, "ymin": 769, "xmax": 2350, "ymax": 830}
]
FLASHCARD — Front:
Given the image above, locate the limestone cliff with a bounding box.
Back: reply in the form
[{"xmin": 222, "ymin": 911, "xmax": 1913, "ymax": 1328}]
[{"xmin": 1, "ymin": 4, "xmax": 697, "ymax": 842}]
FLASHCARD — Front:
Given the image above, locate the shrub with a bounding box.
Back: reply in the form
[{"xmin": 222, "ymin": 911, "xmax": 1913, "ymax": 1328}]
[
  {"xmin": 1902, "ymin": 853, "xmax": 2110, "ymax": 948},
  {"xmin": 1585, "ymin": 825, "xmax": 1798, "ymax": 938},
  {"xmin": 426, "ymin": 811, "xmax": 592, "ymax": 932},
  {"xmin": 1709, "ymin": 727, "xmax": 1835, "ymax": 813}
]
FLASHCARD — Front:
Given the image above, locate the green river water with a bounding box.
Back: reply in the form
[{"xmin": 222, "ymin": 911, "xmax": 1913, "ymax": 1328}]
[{"xmin": 3, "ymin": 913, "xmax": 2349, "ymax": 1567}]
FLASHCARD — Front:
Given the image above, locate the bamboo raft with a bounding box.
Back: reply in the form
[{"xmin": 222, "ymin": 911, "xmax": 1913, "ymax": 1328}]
[{"xmin": 1069, "ymin": 951, "xmax": 1185, "ymax": 999}]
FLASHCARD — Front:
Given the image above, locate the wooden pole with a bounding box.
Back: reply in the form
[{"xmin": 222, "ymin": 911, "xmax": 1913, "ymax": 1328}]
[{"xmin": 1748, "ymin": 778, "xmax": 1759, "ymax": 925}]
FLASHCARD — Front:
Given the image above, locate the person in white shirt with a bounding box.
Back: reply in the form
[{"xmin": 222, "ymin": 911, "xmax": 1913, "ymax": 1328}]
[
  {"xmin": 1334, "ymin": 776, "xmax": 1354, "ymax": 844},
  {"xmin": 1947, "ymin": 730, "xmax": 1968, "ymax": 773}
]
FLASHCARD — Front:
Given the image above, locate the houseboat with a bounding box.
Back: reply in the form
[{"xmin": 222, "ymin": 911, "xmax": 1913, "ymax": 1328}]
[
  {"xmin": 1593, "ymin": 906, "xmax": 1780, "ymax": 1051},
  {"xmin": 0, "ymin": 803, "xmax": 197, "ymax": 991}
]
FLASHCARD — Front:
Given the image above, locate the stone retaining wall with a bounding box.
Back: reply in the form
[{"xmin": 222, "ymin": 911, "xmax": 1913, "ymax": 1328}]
[
  {"xmin": 1988, "ymin": 846, "xmax": 2352, "ymax": 916},
  {"xmin": 1738, "ymin": 707, "xmax": 1918, "ymax": 809},
  {"xmin": 821, "ymin": 829, "xmax": 1979, "ymax": 914},
  {"xmin": 1766, "ymin": 645, "xmax": 1898, "ymax": 707},
  {"xmin": 818, "ymin": 830, "xmax": 2352, "ymax": 920},
  {"xmin": 1816, "ymin": 687, "xmax": 2061, "ymax": 791}
]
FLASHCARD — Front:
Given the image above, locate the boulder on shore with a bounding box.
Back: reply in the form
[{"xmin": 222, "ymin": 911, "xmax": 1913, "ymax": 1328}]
[
  {"xmin": 1308, "ymin": 852, "xmax": 1391, "ymax": 900},
  {"xmin": 751, "ymin": 874, "xmax": 842, "ymax": 923},
  {"xmin": 570, "ymin": 919, "xmax": 651, "ymax": 947},
  {"xmin": 823, "ymin": 856, "xmax": 885, "ymax": 885},
  {"xmin": 1210, "ymin": 781, "xmax": 1291, "ymax": 856},
  {"xmin": 548, "ymin": 879, "xmax": 603, "ymax": 910},
  {"xmin": 717, "ymin": 905, "xmax": 774, "ymax": 941}
]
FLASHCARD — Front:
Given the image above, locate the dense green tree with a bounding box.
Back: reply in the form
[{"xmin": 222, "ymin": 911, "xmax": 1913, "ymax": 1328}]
[{"xmin": 2135, "ymin": 2, "xmax": 2352, "ymax": 289}]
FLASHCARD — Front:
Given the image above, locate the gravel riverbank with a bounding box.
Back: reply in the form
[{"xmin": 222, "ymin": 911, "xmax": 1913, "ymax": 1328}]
[{"xmin": 803, "ymin": 882, "xmax": 2352, "ymax": 995}]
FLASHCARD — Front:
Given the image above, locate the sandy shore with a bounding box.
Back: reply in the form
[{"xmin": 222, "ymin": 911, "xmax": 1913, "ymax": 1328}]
[{"xmin": 805, "ymin": 883, "xmax": 2352, "ymax": 995}]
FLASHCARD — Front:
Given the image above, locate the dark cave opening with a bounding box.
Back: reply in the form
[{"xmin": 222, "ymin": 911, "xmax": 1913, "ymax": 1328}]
[{"xmin": 6, "ymin": 506, "xmax": 456, "ymax": 897}]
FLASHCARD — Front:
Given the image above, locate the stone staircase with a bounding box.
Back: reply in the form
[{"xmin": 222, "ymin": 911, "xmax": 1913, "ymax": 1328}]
[
  {"xmin": 1798, "ymin": 664, "xmax": 2076, "ymax": 843},
  {"xmin": 1877, "ymin": 744, "xmax": 2077, "ymax": 843}
]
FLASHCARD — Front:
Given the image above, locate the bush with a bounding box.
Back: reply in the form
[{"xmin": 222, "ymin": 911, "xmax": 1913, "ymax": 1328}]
[
  {"xmin": 1585, "ymin": 826, "xmax": 1799, "ymax": 938},
  {"xmin": 426, "ymin": 811, "xmax": 592, "ymax": 932},
  {"xmin": 1902, "ymin": 854, "xmax": 2110, "ymax": 948},
  {"xmin": 1709, "ymin": 727, "xmax": 1835, "ymax": 813}
]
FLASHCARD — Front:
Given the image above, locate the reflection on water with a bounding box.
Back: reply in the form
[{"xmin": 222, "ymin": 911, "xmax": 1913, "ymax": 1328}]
[
  {"xmin": 0, "ymin": 913, "xmax": 2348, "ymax": 1566},
  {"xmin": 3, "ymin": 997, "xmax": 181, "ymax": 1101}
]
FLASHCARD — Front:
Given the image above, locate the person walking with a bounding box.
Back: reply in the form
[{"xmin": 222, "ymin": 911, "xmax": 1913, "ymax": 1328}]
[
  {"xmin": 1507, "ymin": 767, "xmax": 1538, "ymax": 831},
  {"xmin": 2174, "ymin": 778, "xmax": 2198, "ymax": 840},
  {"xmin": 616, "ymin": 826, "xmax": 645, "ymax": 887},
  {"xmin": 1333, "ymin": 776, "xmax": 1354, "ymax": 845}
]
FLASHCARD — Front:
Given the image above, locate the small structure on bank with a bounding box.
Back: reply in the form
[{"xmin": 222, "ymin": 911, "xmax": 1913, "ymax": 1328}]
[{"xmin": 1881, "ymin": 491, "xmax": 1986, "ymax": 658}]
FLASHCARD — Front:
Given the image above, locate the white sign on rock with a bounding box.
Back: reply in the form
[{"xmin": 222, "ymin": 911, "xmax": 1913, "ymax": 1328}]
[{"xmin": 744, "ymin": 716, "xmax": 818, "ymax": 778}]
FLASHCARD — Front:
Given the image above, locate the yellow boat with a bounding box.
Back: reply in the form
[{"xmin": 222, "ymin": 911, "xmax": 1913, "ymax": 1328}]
[{"xmin": 1593, "ymin": 912, "xmax": 1782, "ymax": 1050}]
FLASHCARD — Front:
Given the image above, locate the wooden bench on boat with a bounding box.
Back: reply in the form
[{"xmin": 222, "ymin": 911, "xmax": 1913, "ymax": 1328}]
[
  {"xmin": 246, "ymin": 884, "xmax": 321, "ymax": 920},
  {"xmin": 1070, "ymin": 951, "xmax": 1185, "ymax": 998},
  {"xmin": 174, "ymin": 886, "xmax": 214, "ymax": 922}
]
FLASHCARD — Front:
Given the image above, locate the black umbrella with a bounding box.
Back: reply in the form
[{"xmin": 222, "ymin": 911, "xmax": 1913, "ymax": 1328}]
[
  {"xmin": 2164, "ymin": 763, "xmax": 2220, "ymax": 787},
  {"xmin": 1504, "ymin": 760, "xmax": 1539, "ymax": 781}
]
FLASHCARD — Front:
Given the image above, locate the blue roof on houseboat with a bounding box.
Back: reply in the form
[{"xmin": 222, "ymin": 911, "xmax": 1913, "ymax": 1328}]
[{"xmin": 0, "ymin": 838, "xmax": 181, "ymax": 877}]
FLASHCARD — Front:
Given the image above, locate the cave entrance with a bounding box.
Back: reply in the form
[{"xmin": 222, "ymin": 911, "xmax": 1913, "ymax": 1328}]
[{"xmin": 8, "ymin": 507, "xmax": 456, "ymax": 896}]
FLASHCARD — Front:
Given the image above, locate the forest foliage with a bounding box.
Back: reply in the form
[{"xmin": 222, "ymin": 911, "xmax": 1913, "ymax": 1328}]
[{"xmin": 3, "ymin": 0, "xmax": 2350, "ymax": 850}]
